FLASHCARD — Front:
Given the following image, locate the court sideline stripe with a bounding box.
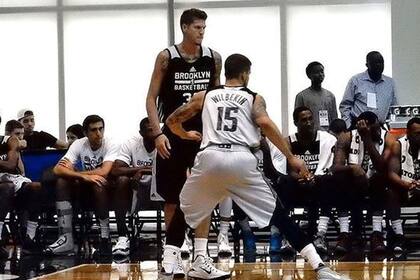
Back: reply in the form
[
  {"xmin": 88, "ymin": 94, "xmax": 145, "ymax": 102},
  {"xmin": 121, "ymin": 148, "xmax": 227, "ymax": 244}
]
[{"xmin": 32, "ymin": 264, "xmax": 88, "ymax": 279}]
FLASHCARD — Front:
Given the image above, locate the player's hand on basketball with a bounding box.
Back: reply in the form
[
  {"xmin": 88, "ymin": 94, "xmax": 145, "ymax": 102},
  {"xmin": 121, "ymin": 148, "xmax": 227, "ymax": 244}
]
[
  {"xmin": 83, "ymin": 174, "xmax": 107, "ymax": 187},
  {"xmin": 155, "ymin": 133, "xmax": 171, "ymax": 159},
  {"xmin": 182, "ymin": 130, "xmax": 202, "ymax": 142}
]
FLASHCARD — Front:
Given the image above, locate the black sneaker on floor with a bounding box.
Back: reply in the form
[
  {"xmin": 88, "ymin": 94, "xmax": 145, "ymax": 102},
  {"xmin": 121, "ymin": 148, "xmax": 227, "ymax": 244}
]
[
  {"xmin": 335, "ymin": 232, "xmax": 351, "ymax": 255},
  {"xmin": 94, "ymin": 238, "xmax": 112, "ymax": 257},
  {"xmin": 22, "ymin": 235, "xmax": 41, "ymax": 255},
  {"xmin": 392, "ymin": 234, "xmax": 406, "ymax": 254},
  {"xmin": 370, "ymin": 231, "xmax": 386, "ymax": 254},
  {"xmin": 0, "ymin": 241, "xmax": 8, "ymax": 259}
]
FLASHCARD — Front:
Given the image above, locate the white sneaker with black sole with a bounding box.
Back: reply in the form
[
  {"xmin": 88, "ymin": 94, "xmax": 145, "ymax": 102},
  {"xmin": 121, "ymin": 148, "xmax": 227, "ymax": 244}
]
[
  {"xmin": 188, "ymin": 255, "xmax": 230, "ymax": 279},
  {"xmin": 173, "ymin": 252, "xmax": 185, "ymax": 278},
  {"xmin": 112, "ymin": 236, "xmax": 130, "ymax": 257},
  {"xmin": 317, "ymin": 266, "xmax": 351, "ymax": 280},
  {"xmin": 217, "ymin": 233, "xmax": 232, "ymax": 256},
  {"xmin": 44, "ymin": 234, "xmax": 75, "ymax": 256}
]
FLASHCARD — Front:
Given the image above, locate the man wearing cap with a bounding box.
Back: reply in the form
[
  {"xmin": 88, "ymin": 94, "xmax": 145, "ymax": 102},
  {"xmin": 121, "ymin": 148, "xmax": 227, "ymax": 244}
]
[{"xmin": 17, "ymin": 109, "xmax": 68, "ymax": 150}]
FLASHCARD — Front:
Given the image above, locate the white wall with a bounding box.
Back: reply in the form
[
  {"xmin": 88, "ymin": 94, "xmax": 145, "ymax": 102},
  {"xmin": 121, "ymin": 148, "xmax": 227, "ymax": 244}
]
[{"xmin": 392, "ymin": 0, "xmax": 420, "ymax": 105}]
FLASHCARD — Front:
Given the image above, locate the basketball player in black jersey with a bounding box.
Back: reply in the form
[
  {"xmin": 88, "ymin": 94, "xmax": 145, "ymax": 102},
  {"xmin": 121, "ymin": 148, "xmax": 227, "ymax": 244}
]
[
  {"xmin": 145, "ymin": 8, "xmax": 225, "ymax": 278},
  {"xmin": 0, "ymin": 123, "xmax": 42, "ymax": 257}
]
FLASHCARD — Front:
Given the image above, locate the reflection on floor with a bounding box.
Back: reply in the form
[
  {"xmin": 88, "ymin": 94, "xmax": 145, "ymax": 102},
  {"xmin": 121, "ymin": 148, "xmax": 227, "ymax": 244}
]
[{"xmin": 2, "ymin": 239, "xmax": 420, "ymax": 279}]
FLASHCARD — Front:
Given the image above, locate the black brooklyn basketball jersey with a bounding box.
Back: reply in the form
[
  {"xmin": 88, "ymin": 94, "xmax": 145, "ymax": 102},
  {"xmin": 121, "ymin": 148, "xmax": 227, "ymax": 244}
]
[
  {"xmin": 289, "ymin": 134, "xmax": 320, "ymax": 174},
  {"xmin": 158, "ymin": 45, "xmax": 216, "ymax": 131}
]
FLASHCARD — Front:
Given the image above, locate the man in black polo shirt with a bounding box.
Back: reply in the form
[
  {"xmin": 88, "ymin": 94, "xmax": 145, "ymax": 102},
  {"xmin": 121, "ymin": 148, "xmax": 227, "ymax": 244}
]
[{"xmin": 17, "ymin": 109, "xmax": 68, "ymax": 150}]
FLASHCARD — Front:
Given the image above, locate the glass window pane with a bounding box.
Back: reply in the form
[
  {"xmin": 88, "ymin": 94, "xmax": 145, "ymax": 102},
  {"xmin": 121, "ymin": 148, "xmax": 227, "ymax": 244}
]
[
  {"xmin": 64, "ymin": 10, "xmax": 167, "ymax": 142},
  {"xmin": 0, "ymin": 13, "xmax": 58, "ymax": 136},
  {"xmin": 175, "ymin": 7, "xmax": 282, "ymax": 126},
  {"xmin": 0, "ymin": 0, "xmax": 55, "ymax": 7},
  {"xmin": 64, "ymin": 0, "xmax": 164, "ymax": 5},
  {"xmin": 287, "ymin": 3, "xmax": 391, "ymax": 133}
]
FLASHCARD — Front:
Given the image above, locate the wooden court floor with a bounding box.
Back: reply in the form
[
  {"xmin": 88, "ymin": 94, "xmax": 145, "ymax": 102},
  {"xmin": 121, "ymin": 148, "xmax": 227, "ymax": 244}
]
[{"xmin": 32, "ymin": 260, "xmax": 420, "ymax": 279}]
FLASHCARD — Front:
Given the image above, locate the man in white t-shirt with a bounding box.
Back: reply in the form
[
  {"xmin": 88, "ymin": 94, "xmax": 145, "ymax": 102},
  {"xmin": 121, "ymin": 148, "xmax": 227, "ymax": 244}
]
[
  {"xmin": 44, "ymin": 115, "xmax": 119, "ymax": 256},
  {"xmin": 109, "ymin": 117, "xmax": 155, "ymax": 257}
]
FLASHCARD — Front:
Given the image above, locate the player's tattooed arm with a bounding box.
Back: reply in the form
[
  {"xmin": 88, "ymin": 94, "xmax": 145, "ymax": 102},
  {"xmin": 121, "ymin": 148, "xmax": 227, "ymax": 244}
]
[
  {"xmin": 330, "ymin": 132, "xmax": 360, "ymax": 175},
  {"xmin": 213, "ymin": 51, "xmax": 222, "ymax": 86},
  {"xmin": 166, "ymin": 91, "xmax": 205, "ymax": 141},
  {"xmin": 388, "ymin": 141, "xmax": 413, "ymax": 190},
  {"xmin": 0, "ymin": 136, "xmax": 19, "ymax": 173},
  {"xmin": 146, "ymin": 50, "xmax": 170, "ymax": 137}
]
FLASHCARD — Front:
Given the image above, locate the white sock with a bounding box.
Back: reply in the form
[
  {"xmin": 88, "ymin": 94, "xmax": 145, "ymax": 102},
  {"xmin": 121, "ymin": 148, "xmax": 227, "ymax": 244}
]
[
  {"xmin": 163, "ymin": 245, "xmax": 180, "ymax": 268},
  {"xmin": 194, "ymin": 238, "xmax": 208, "ymax": 257},
  {"xmin": 391, "ymin": 219, "xmax": 403, "ymax": 235},
  {"xmin": 219, "ymin": 197, "xmax": 232, "ymax": 217},
  {"xmin": 219, "ymin": 221, "xmax": 230, "ymax": 236},
  {"xmin": 372, "ymin": 216, "xmax": 383, "ymax": 233},
  {"xmin": 317, "ymin": 216, "xmax": 329, "ymax": 236},
  {"xmin": 99, "ymin": 218, "xmax": 110, "ymax": 239},
  {"xmin": 338, "ymin": 216, "xmax": 350, "ymax": 233},
  {"xmin": 56, "ymin": 201, "xmax": 73, "ymax": 239},
  {"xmin": 0, "ymin": 221, "xmax": 4, "ymax": 241},
  {"xmin": 26, "ymin": 221, "xmax": 38, "ymax": 240},
  {"xmin": 271, "ymin": 225, "xmax": 280, "ymax": 235},
  {"xmin": 300, "ymin": 244, "xmax": 324, "ymax": 270}
]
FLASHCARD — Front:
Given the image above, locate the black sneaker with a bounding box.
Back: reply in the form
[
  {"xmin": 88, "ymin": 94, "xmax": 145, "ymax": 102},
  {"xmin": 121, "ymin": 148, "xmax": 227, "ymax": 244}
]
[
  {"xmin": 94, "ymin": 238, "xmax": 112, "ymax": 257},
  {"xmin": 22, "ymin": 235, "xmax": 41, "ymax": 255},
  {"xmin": 0, "ymin": 239, "xmax": 8, "ymax": 259},
  {"xmin": 335, "ymin": 232, "xmax": 351, "ymax": 255},
  {"xmin": 392, "ymin": 234, "xmax": 406, "ymax": 253},
  {"xmin": 370, "ymin": 231, "xmax": 386, "ymax": 254}
]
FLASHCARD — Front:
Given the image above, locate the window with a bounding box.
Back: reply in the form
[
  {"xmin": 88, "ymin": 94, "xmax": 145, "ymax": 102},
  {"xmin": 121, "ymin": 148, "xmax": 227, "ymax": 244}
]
[
  {"xmin": 287, "ymin": 3, "xmax": 391, "ymax": 133},
  {"xmin": 0, "ymin": 13, "xmax": 58, "ymax": 135},
  {"xmin": 63, "ymin": 9, "xmax": 167, "ymax": 142}
]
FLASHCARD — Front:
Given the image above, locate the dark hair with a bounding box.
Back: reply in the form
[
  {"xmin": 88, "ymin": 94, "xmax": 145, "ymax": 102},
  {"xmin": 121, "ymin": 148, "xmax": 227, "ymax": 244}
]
[
  {"xmin": 139, "ymin": 117, "xmax": 150, "ymax": 131},
  {"xmin": 66, "ymin": 124, "xmax": 84, "ymax": 139},
  {"xmin": 180, "ymin": 8, "xmax": 207, "ymax": 29},
  {"xmin": 224, "ymin": 54, "xmax": 252, "ymax": 80},
  {"xmin": 407, "ymin": 117, "xmax": 420, "ymax": 129},
  {"xmin": 305, "ymin": 61, "xmax": 323, "ymax": 77},
  {"xmin": 293, "ymin": 106, "xmax": 312, "ymax": 122},
  {"xmin": 5, "ymin": 120, "xmax": 23, "ymax": 133},
  {"xmin": 82, "ymin": 115, "xmax": 104, "ymax": 132},
  {"xmin": 329, "ymin": 118, "xmax": 347, "ymax": 134},
  {"xmin": 366, "ymin": 51, "xmax": 382, "ymax": 62},
  {"xmin": 356, "ymin": 111, "xmax": 378, "ymax": 125}
]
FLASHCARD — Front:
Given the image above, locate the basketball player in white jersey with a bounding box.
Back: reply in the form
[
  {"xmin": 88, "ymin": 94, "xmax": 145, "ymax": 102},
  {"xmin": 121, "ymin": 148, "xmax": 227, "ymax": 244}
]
[
  {"xmin": 109, "ymin": 117, "xmax": 155, "ymax": 257},
  {"xmin": 387, "ymin": 117, "xmax": 420, "ymax": 252},
  {"xmin": 331, "ymin": 111, "xmax": 395, "ymax": 254},
  {"xmin": 166, "ymin": 54, "xmax": 350, "ymax": 280}
]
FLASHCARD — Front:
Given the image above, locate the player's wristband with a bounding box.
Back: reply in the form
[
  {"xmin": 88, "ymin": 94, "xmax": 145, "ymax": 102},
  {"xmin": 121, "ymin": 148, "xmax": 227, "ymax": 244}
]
[{"xmin": 153, "ymin": 132, "xmax": 164, "ymax": 140}]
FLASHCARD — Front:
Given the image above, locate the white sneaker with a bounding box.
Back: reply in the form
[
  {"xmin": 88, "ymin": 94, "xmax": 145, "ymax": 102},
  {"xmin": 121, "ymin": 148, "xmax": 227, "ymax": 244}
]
[
  {"xmin": 188, "ymin": 255, "xmax": 230, "ymax": 279},
  {"xmin": 160, "ymin": 245, "xmax": 179, "ymax": 278},
  {"xmin": 317, "ymin": 266, "xmax": 351, "ymax": 280},
  {"xmin": 180, "ymin": 234, "xmax": 193, "ymax": 256},
  {"xmin": 217, "ymin": 233, "xmax": 232, "ymax": 256},
  {"xmin": 112, "ymin": 236, "xmax": 130, "ymax": 257},
  {"xmin": 173, "ymin": 252, "xmax": 185, "ymax": 277},
  {"xmin": 44, "ymin": 234, "xmax": 75, "ymax": 256}
]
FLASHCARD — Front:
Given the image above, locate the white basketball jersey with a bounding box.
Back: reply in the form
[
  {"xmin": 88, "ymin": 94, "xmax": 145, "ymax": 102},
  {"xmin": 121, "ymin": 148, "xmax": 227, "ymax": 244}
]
[
  {"xmin": 201, "ymin": 86, "xmax": 260, "ymax": 148},
  {"xmin": 399, "ymin": 136, "xmax": 420, "ymax": 183}
]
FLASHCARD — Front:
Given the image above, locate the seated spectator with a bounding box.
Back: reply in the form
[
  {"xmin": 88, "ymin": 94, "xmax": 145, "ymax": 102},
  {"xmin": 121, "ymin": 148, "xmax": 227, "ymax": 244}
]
[
  {"xmin": 44, "ymin": 115, "xmax": 118, "ymax": 256},
  {"xmin": 5, "ymin": 120, "xmax": 27, "ymax": 174},
  {"xmin": 66, "ymin": 124, "xmax": 84, "ymax": 146},
  {"xmin": 387, "ymin": 117, "xmax": 420, "ymax": 253},
  {"xmin": 17, "ymin": 109, "xmax": 68, "ymax": 150},
  {"xmin": 109, "ymin": 117, "xmax": 155, "ymax": 258},
  {"xmin": 331, "ymin": 111, "xmax": 396, "ymax": 254},
  {"xmin": 295, "ymin": 62, "xmax": 338, "ymax": 131},
  {"xmin": 1, "ymin": 119, "xmax": 42, "ymax": 257}
]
